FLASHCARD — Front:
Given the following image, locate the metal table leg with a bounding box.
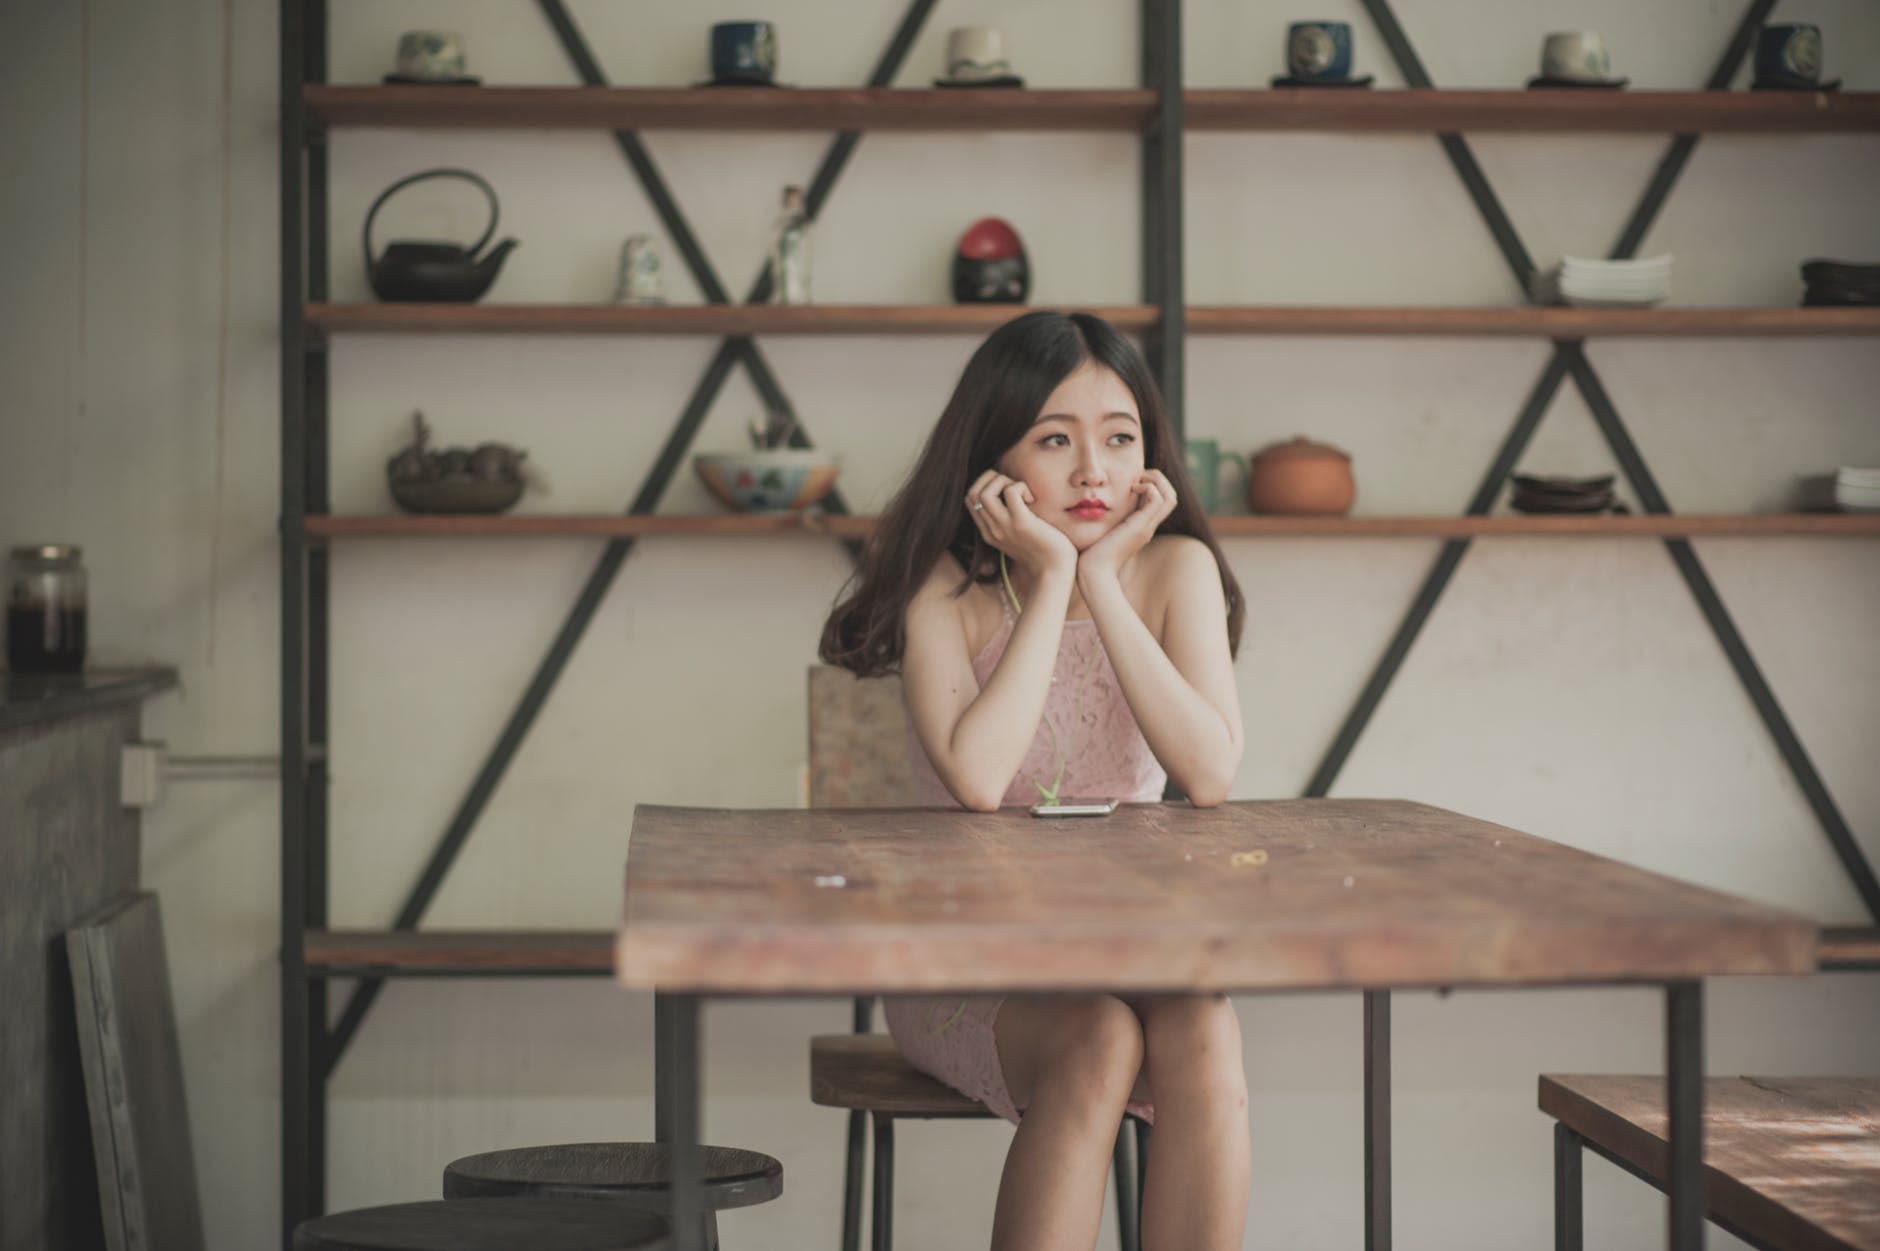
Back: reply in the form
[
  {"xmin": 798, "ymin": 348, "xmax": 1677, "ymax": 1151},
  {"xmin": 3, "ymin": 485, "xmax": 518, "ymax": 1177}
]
[
  {"xmin": 1365, "ymin": 989, "xmax": 1391, "ymax": 1251},
  {"xmin": 656, "ymin": 993, "xmax": 704, "ymax": 1251},
  {"xmin": 1666, "ymin": 982, "xmax": 1704, "ymax": 1250}
]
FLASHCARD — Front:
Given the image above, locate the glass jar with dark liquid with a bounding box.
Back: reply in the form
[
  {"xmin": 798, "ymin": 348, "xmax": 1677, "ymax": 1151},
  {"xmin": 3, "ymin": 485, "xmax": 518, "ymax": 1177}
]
[{"xmin": 7, "ymin": 544, "xmax": 88, "ymax": 673}]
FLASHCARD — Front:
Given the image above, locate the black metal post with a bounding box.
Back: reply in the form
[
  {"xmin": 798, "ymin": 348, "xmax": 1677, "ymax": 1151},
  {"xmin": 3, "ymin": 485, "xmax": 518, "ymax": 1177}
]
[
  {"xmin": 1112, "ymin": 1122, "xmax": 1140, "ymax": 1251},
  {"xmin": 278, "ymin": 0, "xmax": 312, "ymax": 1238},
  {"xmin": 1364, "ymin": 990, "xmax": 1391, "ymax": 1251},
  {"xmin": 1666, "ymin": 982, "xmax": 1705, "ymax": 1251},
  {"xmin": 1554, "ymin": 1123, "xmax": 1584, "ymax": 1251},
  {"xmin": 1140, "ymin": 0, "xmax": 1184, "ymax": 429},
  {"xmin": 870, "ymin": 1113, "xmax": 896, "ymax": 1251},
  {"xmin": 655, "ymin": 994, "xmax": 703, "ymax": 1251},
  {"xmin": 302, "ymin": 0, "xmax": 331, "ymax": 1216}
]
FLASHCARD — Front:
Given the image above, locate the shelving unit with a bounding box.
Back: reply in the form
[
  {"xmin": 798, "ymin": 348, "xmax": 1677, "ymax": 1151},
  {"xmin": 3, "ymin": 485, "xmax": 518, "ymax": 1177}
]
[
  {"xmin": 302, "ymin": 83, "xmax": 1880, "ymax": 135},
  {"xmin": 305, "ymin": 301, "xmax": 1880, "ymax": 338},
  {"xmin": 280, "ymin": 0, "xmax": 1879, "ymax": 1240},
  {"xmin": 301, "ymin": 512, "xmax": 1880, "ymax": 541}
]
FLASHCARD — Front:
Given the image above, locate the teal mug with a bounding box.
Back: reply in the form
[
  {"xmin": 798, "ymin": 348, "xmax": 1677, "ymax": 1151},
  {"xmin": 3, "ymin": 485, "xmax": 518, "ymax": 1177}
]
[{"xmin": 1182, "ymin": 439, "xmax": 1248, "ymax": 514}]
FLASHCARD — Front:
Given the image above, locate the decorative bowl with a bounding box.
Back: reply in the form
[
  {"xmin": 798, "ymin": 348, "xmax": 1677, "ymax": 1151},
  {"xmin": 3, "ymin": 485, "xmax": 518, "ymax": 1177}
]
[
  {"xmin": 693, "ymin": 449, "xmax": 841, "ymax": 514},
  {"xmin": 389, "ymin": 478, "xmax": 523, "ymax": 514}
]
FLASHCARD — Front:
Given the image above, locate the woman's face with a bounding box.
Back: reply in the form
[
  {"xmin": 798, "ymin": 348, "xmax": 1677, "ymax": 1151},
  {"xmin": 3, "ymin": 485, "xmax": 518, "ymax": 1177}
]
[{"xmin": 994, "ymin": 362, "xmax": 1146, "ymax": 549}]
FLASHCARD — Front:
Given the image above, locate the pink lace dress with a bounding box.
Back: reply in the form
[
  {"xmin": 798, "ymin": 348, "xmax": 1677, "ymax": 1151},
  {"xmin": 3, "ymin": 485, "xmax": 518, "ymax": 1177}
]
[{"xmin": 886, "ymin": 605, "xmax": 1166, "ymax": 1124}]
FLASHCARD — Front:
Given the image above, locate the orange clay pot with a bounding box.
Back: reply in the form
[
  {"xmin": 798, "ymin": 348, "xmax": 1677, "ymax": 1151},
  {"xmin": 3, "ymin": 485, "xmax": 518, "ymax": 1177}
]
[{"xmin": 1247, "ymin": 436, "xmax": 1356, "ymax": 516}]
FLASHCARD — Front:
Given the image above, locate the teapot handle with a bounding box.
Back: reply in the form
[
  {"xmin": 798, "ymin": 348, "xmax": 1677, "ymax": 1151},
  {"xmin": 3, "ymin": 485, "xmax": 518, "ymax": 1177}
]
[{"xmin": 362, "ymin": 167, "xmax": 500, "ymax": 269}]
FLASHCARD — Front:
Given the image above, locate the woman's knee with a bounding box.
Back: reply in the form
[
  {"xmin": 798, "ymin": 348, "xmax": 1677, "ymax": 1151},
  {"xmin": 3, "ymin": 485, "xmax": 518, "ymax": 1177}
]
[
  {"xmin": 1032, "ymin": 995, "xmax": 1145, "ymax": 1107},
  {"xmin": 1141, "ymin": 995, "xmax": 1246, "ymax": 1098}
]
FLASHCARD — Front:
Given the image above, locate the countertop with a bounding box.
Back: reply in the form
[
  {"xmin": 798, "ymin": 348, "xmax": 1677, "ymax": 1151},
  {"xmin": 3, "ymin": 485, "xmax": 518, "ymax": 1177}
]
[{"xmin": 0, "ymin": 667, "xmax": 178, "ymax": 734}]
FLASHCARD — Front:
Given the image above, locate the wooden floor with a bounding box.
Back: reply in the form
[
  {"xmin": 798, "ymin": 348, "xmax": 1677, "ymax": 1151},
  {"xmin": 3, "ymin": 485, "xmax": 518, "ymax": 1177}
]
[{"xmin": 1542, "ymin": 1074, "xmax": 1880, "ymax": 1251}]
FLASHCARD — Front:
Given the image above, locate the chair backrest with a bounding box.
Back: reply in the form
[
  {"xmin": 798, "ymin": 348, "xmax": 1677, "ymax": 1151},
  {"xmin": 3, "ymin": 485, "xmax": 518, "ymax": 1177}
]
[{"xmin": 807, "ymin": 665, "xmax": 913, "ymax": 809}]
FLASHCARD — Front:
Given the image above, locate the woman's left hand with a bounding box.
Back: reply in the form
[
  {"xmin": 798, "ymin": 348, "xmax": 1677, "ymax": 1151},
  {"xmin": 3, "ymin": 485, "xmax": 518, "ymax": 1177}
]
[{"xmin": 1078, "ymin": 469, "xmax": 1177, "ymax": 585}]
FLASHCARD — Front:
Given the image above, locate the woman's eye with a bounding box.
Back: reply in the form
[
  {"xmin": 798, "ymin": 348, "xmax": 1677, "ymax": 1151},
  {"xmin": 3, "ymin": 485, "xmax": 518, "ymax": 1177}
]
[
  {"xmin": 1109, "ymin": 432, "xmax": 1137, "ymax": 446},
  {"xmin": 1040, "ymin": 433, "xmax": 1070, "ymax": 448}
]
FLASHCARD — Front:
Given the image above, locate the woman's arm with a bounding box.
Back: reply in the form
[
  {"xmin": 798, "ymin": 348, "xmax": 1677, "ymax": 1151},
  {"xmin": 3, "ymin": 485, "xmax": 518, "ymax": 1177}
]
[
  {"xmin": 1080, "ymin": 490, "xmax": 1244, "ymax": 805},
  {"xmin": 902, "ymin": 477, "xmax": 1080, "ymax": 810}
]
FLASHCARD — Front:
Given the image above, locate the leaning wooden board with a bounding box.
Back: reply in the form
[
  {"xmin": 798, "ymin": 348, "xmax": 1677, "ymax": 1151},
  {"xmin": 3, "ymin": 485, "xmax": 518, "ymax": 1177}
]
[
  {"xmin": 616, "ymin": 800, "xmax": 1817, "ymax": 994},
  {"xmin": 1542, "ymin": 1075, "xmax": 1880, "ymax": 1251}
]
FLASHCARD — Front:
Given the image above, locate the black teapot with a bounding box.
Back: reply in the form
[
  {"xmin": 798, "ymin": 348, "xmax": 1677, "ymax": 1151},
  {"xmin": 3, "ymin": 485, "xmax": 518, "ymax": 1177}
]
[{"xmin": 364, "ymin": 168, "xmax": 517, "ymax": 302}]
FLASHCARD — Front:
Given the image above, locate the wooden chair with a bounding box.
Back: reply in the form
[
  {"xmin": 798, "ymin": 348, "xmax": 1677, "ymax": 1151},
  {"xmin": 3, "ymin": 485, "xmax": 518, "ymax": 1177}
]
[
  {"xmin": 1541, "ymin": 1073, "xmax": 1880, "ymax": 1250},
  {"xmin": 805, "ymin": 665, "xmax": 1147, "ymax": 1251},
  {"xmin": 442, "ymin": 1142, "xmax": 784, "ymax": 1251},
  {"xmin": 292, "ymin": 1196, "xmax": 670, "ymax": 1250}
]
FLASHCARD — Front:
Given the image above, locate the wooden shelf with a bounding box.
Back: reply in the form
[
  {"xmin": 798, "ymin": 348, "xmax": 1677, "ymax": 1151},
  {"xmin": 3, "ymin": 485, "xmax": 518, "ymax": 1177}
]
[
  {"xmin": 1186, "ymin": 306, "xmax": 1880, "ymax": 337},
  {"xmin": 304, "ymin": 302, "xmax": 1158, "ymax": 338},
  {"xmin": 304, "ymin": 86, "xmax": 1880, "ymax": 136},
  {"xmin": 1186, "ymin": 88, "xmax": 1880, "ymax": 134},
  {"xmin": 1818, "ymin": 926, "xmax": 1880, "ymax": 971},
  {"xmin": 306, "ymin": 513, "xmax": 873, "ymax": 540},
  {"xmin": 303, "ymin": 929, "xmax": 613, "ymax": 977},
  {"xmin": 305, "ymin": 513, "xmax": 1880, "ymax": 541},
  {"xmin": 305, "ymin": 303, "xmax": 1880, "ymax": 339},
  {"xmin": 305, "ymin": 85, "xmax": 1156, "ymax": 132}
]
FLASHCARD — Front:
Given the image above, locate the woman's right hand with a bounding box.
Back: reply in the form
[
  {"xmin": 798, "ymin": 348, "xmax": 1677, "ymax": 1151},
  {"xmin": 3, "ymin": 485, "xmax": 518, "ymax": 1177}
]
[{"xmin": 964, "ymin": 470, "xmax": 1077, "ymax": 577}]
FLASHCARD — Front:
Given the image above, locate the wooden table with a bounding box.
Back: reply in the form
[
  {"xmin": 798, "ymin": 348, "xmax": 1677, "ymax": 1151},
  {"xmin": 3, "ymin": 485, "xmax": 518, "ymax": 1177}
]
[{"xmin": 617, "ymin": 800, "xmax": 1818, "ymax": 1251}]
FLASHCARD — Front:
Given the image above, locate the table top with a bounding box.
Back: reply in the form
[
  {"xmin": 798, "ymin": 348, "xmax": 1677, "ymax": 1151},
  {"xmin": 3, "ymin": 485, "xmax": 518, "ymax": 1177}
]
[{"xmin": 616, "ymin": 800, "xmax": 1818, "ymax": 995}]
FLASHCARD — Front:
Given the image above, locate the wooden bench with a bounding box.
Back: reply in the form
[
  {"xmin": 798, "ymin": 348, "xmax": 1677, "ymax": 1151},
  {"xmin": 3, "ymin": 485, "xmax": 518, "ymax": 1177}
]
[{"xmin": 1542, "ymin": 1074, "xmax": 1880, "ymax": 1250}]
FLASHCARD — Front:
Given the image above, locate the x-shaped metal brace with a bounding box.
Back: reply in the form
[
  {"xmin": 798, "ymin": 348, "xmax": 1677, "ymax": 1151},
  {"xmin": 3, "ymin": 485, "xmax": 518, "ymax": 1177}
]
[
  {"xmin": 324, "ymin": 0, "xmax": 941, "ymax": 1068},
  {"xmin": 1316, "ymin": 0, "xmax": 1878, "ymax": 924}
]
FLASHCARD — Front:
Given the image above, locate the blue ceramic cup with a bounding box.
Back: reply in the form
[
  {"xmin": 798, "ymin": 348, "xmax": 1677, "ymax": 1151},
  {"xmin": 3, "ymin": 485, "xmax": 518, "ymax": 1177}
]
[
  {"xmin": 1288, "ymin": 21, "xmax": 1353, "ymax": 81},
  {"xmin": 1755, "ymin": 23, "xmax": 1822, "ymax": 87},
  {"xmin": 711, "ymin": 21, "xmax": 777, "ymax": 84}
]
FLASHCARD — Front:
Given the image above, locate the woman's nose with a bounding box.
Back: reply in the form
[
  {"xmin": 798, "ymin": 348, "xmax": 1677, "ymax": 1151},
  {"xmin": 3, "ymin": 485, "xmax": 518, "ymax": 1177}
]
[{"xmin": 1074, "ymin": 449, "xmax": 1107, "ymax": 485}]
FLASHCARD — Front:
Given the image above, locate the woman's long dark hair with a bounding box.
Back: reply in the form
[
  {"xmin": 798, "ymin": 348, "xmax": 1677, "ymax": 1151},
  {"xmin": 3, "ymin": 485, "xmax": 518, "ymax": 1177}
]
[{"xmin": 820, "ymin": 310, "xmax": 1244, "ymax": 677}]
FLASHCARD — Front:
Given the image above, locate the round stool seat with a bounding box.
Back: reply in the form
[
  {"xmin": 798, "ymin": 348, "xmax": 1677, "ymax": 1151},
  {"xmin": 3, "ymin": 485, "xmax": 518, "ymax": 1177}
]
[
  {"xmin": 443, "ymin": 1142, "xmax": 784, "ymax": 1210},
  {"xmin": 292, "ymin": 1196, "xmax": 669, "ymax": 1251}
]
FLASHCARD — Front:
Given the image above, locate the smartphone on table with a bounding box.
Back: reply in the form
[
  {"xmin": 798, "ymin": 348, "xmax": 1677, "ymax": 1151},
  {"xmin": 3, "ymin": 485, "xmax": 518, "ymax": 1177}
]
[{"xmin": 1028, "ymin": 797, "xmax": 1120, "ymax": 818}]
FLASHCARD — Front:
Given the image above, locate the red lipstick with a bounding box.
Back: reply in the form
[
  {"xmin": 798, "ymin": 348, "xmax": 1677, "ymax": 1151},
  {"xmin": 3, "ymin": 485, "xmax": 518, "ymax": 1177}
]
[{"xmin": 1069, "ymin": 500, "xmax": 1109, "ymax": 520}]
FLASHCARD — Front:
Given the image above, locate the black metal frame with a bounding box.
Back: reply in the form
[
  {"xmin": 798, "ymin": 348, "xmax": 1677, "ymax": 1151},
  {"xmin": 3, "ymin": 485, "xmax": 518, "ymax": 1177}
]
[
  {"xmin": 1316, "ymin": 0, "xmax": 1878, "ymax": 925},
  {"xmin": 279, "ymin": 1, "xmax": 1870, "ymax": 1247},
  {"xmin": 279, "ymin": 0, "xmax": 1183, "ymax": 1239},
  {"xmin": 1553, "ymin": 985, "xmax": 1731, "ymax": 1251}
]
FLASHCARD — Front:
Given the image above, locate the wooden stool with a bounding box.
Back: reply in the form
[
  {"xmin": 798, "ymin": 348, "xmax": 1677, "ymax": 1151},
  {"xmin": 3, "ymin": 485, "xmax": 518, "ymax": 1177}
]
[
  {"xmin": 292, "ymin": 1196, "xmax": 670, "ymax": 1250},
  {"xmin": 443, "ymin": 1142, "xmax": 783, "ymax": 1251}
]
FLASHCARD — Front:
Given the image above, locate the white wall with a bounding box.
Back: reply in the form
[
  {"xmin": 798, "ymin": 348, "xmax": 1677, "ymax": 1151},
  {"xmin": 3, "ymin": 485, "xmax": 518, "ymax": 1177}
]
[{"xmin": 3, "ymin": 0, "xmax": 1877, "ymax": 1247}]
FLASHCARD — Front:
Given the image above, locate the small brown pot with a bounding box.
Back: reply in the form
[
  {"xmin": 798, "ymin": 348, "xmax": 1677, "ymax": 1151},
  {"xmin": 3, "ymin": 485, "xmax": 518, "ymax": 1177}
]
[{"xmin": 1247, "ymin": 436, "xmax": 1356, "ymax": 515}]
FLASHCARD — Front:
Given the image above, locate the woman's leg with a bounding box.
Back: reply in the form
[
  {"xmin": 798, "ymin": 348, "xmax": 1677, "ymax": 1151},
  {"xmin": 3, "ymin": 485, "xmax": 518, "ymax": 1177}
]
[
  {"xmin": 1128, "ymin": 994, "xmax": 1250, "ymax": 1251},
  {"xmin": 991, "ymin": 995, "xmax": 1144, "ymax": 1251}
]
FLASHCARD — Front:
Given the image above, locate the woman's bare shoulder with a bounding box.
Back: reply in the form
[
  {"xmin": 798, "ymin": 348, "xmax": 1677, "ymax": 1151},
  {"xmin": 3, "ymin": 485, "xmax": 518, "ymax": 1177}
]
[{"xmin": 910, "ymin": 551, "xmax": 1003, "ymax": 657}]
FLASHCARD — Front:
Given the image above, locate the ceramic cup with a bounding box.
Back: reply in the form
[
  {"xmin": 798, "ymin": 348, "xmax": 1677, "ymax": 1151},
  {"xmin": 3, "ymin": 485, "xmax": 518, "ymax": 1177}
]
[
  {"xmin": 1756, "ymin": 24, "xmax": 1823, "ymax": 87},
  {"xmin": 945, "ymin": 27, "xmax": 1014, "ymax": 83},
  {"xmin": 1182, "ymin": 439, "xmax": 1249, "ymax": 515},
  {"xmin": 614, "ymin": 235, "xmax": 664, "ymax": 305},
  {"xmin": 1287, "ymin": 21, "xmax": 1353, "ymax": 81},
  {"xmin": 710, "ymin": 21, "xmax": 778, "ymax": 85},
  {"xmin": 1540, "ymin": 31, "xmax": 1612, "ymax": 83},
  {"xmin": 392, "ymin": 30, "xmax": 471, "ymax": 82}
]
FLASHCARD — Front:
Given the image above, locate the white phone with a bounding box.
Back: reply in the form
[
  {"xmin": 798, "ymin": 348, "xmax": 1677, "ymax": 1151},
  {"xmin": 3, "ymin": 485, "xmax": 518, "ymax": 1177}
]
[{"xmin": 1029, "ymin": 797, "xmax": 1121, "ymax": 818}]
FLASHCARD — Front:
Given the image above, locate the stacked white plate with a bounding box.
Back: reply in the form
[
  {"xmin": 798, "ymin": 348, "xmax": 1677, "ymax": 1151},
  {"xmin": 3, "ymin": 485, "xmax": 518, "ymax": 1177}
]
[
  {"xmin": 1836, "ymin": 466, "xmax": 1880, "ymax": 513},
  {"xmin": 1530, "ymin": 254, "xmax": 1673, "ymax": 307}
]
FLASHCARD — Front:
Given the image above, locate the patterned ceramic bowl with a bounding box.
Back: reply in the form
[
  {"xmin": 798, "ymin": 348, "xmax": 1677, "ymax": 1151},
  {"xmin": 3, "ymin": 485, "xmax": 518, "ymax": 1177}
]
[{"xmin": 694, "ymin": 449, "xmax": 841, "ymax": 514}]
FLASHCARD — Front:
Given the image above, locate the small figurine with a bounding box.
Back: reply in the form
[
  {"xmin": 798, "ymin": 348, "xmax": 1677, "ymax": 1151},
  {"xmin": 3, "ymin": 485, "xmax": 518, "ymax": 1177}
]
[
  {"xmin": 952, "ymin": 217, "xmax": 1029, "ymax": 304},
  {"xmin": 771, "ymin": 185, "xmax": 812, "ymax": 305}
]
